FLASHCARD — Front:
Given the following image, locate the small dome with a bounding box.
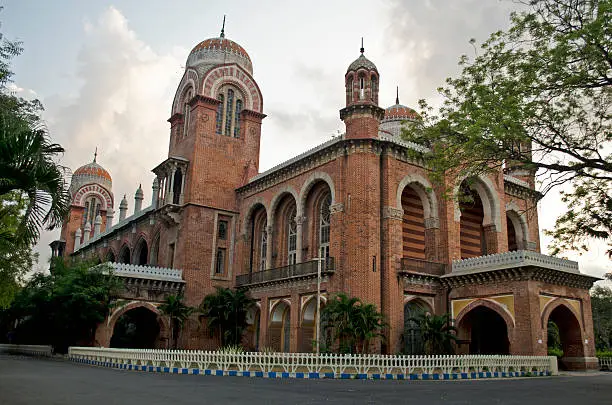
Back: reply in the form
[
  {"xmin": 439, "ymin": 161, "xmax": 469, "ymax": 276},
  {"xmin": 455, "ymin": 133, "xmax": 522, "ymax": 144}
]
[
  {"xmin": 347, "ymin": 54, "xmax": 378, "ymax": 73},
  {"xmin": 383, "ymin": 103, "xmax": 419, "ymax": 122},
  {"xmin": 70, "ymin": 156, "xmax": 112, "ymax": 195},
  {"xmin": 186, "ymin": 37, "xmax": 253, "ymax": 74}
]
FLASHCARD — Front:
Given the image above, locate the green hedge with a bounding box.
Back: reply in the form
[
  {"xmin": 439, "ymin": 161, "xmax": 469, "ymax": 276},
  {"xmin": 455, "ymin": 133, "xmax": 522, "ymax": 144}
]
[{"xmin": 596, "ymin": 350, "xmax": 612, "ymax": 358}]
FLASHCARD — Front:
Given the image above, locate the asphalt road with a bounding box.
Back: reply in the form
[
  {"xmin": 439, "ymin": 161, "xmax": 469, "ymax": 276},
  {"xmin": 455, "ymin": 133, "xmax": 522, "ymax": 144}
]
[{"xmin": 1, "ymin": 355, "xmax": 611, "ymax": 405}]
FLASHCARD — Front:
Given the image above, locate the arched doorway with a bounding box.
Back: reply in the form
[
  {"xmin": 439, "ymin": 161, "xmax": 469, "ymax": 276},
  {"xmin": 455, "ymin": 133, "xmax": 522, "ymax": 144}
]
[
  {"xmin": 459, "ymin": 185, "xmax": 486, "ymax": 259},
  {"xmin": 403, "ymin": 300, "xmax": 430, "ymax": 355},
  {"xmin": 134, "ymin": 238, "xmax": 148, "ymax": 266},
  {"xmin": 457, "ymin": 304, "xmax": 510, "ymax": 354},
  {"xmin": 110, "ymin": 307, "xmax": 161, "ymax": 349},
  {"xmin": 118, "ymin": 245, "xmax": 131, "ymax": 264},
  {"xmin": 245, "ymin": 307, "xmax": 261, "ymax": 351},
  {"xmin": 269, "ymin": 301, "xmax": 291, "ymax": 352},
  {"xmin": 105, "ymin": 250, "xmax": 116, "ymax": 263},
  {"xmin": 507, "ymin": 214, "xmax": 518, "ymax": 251},
  {"xmin": 300, "ymin": 298, "xmax": 325, "ymax": 352},
  {"xmin": 546, "ymin": 303, "xmax": 584, "ymax": 370}
]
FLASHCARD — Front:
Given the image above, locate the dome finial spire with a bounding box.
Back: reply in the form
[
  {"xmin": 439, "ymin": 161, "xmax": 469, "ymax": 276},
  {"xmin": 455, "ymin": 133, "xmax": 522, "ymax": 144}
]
[
  {"xmin": 220, "ymin": 15, "xmax": 226, "ymax": 38},
  {"xmin": 360, "ymin": 37, "xmax": 364, "ymax": 54},
  {"xmin": 396, "ymin": 86, "xmax": 399, "ymax": 105},
  {"xmin": 93, "ymin": 147, "xmax": 97, "ymax": 163}
]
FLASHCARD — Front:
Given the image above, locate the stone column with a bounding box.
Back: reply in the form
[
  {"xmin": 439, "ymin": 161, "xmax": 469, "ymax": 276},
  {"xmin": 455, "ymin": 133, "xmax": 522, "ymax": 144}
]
[
  {"xmin": 265, "ymin": 225, "xmax": 273, "ymax": 270},
  {"xmin": 134, "ymin": 184, "xmax": 143, "ymax": 213},
  {"xmin": 94, "ymin": 214, "xmax": 102, "ymax": 236},
  {"xmin": 295, "ymin": 215, "xmax": 305, "ymax": 263},
  {"xmin": 105, "ymin": 209, "xmax": 114, "ymax": 231},
  {"xmin": 259, "ymin": 297, "xmax": 269, "ymax": 351},
  {"xmin": 168, "ymin": 166, "xmax": 177, "ymax": 204},
  {"xmin": 74, "ymin": 228, "xmax": 82, "ymax": 250},
  {"xmin": 152, "ymin": 177, "xmax": 160, "ymax": 209},
  {"xmin": 83, "ymin": 221, "xmax": 91, "ymax": 242},
  {"xmin": 179, "ymin": 167, "xmax": 186, "ymax": 204},
  {"xmin": 119, "ymin": 195, "xmax": 128, "ymax": 221}
]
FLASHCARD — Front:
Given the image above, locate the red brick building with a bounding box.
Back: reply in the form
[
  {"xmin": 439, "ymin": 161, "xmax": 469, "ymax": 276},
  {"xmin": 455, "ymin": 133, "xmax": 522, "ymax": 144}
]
[{"xmin": 51, "ymin": 30, "xmax": 599, "ymax": 370}]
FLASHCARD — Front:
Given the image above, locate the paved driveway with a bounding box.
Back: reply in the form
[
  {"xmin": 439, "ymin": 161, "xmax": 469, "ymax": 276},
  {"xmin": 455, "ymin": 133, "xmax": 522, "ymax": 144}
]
[{"xmin": 1, "ymin": 355, "xmax": 611, "ymax": 404}]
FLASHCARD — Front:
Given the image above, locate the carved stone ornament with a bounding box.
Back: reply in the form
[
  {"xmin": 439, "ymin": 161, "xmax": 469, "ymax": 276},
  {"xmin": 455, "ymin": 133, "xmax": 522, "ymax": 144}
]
[
  {"xmin": 329, "ymin": 203, "xmax": 344, "ymax": 214},
  {"xmin": 382, "ymin": 206, "xmax": 403, "ymax": 220}
]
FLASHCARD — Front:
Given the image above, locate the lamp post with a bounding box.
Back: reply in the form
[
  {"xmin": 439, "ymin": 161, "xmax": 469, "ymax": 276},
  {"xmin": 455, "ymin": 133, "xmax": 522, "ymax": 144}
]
[{"xmin": 315, "ymin": 256, "xmax": 323, "ymax": 355}]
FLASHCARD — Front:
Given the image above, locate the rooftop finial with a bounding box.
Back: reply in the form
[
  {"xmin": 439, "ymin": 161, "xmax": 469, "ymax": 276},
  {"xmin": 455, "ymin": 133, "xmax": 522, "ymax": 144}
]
[
  {"xmin": 360, "ymin": 37, "xmax": 364, "ymax": 54},
  {"xmin": 396, "ymin": 86, "xmax": 400, "ymax": 105},
  {"xmin": 220, "ymin": 15, "xmax": 226, "ymax": 38},
  {"xmin": 93, "ymin": 147, "xmax": 97, "ymax": 163}
]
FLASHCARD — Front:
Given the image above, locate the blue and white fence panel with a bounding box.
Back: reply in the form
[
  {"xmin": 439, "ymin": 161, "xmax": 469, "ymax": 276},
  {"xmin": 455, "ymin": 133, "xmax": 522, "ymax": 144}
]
[{"xmin": 68, "ymin": 347, "xmax": 557, "ymax": 380}]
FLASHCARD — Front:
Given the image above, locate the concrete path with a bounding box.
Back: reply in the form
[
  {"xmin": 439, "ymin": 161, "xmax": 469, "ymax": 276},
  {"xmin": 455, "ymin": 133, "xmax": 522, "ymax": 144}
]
[{"xmin": 1, "ymin": 355, "xmax": 611, "ymax": 404}]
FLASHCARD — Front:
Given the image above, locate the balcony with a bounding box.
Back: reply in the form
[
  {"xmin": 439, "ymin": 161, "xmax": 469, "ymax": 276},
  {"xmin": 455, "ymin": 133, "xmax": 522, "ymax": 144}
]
[
  {"xmin": 399, "ymin": 258, "xmax": 447, "ymax": 277},
  {"xmin": 236, "ymin": 257, "xmax": 335, "ymax": 287}
]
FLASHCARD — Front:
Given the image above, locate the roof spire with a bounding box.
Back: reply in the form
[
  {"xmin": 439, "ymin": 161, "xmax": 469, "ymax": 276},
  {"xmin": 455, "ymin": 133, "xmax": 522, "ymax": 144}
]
[
  {"xmin": 396, "ymin": 86, "xmax": 400, "ymax": 105},
  {"xmin": 220, "ymin": 15, "xmax": 226, "ymax": 38},
  {"xmin": 360, "ymin": 37, "xmax": 364, "ymax": 54},
  {"xmin": 93, "ymin": 147, "xmax": 97, "ymax": 163}
]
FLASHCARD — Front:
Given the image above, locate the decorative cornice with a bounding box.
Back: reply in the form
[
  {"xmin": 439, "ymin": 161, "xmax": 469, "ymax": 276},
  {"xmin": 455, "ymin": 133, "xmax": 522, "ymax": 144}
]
[
  {"xmin": 424, "ymin": 217, "xmax": 440, "ymax": 229},
  {"xmin": 451, "ymin": 250, "xmax": 580, "ymax": 274},
  {"xmin": 398, "ymin": 272, "xmax": 442, "ymax": 288},
  {"xmin": 339, "ymin": 103, "xmax": 385, "ymax": 121},
  {"xmin": 167, "ymin": 112, "xmax": 183, "ymax": 124},
  {"xmin": 383, "ymin": 206, "xmax": 403, "ymax": 220},
  {"xmin": 503, "ymin": 175, "xmax": 542, "ymax": 200},
  {"xmin": 188, "ymin": 94, "xmax": 219, "ymax": 106},
  {"xmin": 242, "ymin": 109, "xmax": 267, "ymax": 120}
]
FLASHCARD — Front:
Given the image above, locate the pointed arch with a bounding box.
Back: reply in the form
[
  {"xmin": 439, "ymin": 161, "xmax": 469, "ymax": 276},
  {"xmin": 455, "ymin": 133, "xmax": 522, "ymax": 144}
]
[
  {"xmin": 133, "ymin": 236, "xmax": 149, "ymax": 266},
  {"xmin": 505, "ymin": 204, "xmax": 530, "ymax": 251},
  {"xmin": 118, "ymin": 244, "xmax": 131, "ymax": 264},
  {"xmin": 453, "ymin": 175, "xmax": 501, "ymax": 231},
  {"xmin": 396, "ymin": 174, "xmax": 438, "ymax": 220}
]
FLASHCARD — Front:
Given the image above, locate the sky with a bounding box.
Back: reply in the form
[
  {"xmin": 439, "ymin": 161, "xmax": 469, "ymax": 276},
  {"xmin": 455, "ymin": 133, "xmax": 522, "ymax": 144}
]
[{"xmin": 3, "ymin": 0, "xmax": 609, "ymax": 278}]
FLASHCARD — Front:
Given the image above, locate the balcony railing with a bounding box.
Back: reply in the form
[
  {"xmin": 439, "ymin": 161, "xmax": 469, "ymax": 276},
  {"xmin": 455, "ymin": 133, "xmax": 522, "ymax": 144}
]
[
  {"xmin": 399, "ymin": 258, "xmax": 447, "ymax": 277},
  {"xmin": 236, "ymin": 257, "xmax": 335, "ymax": 287}
]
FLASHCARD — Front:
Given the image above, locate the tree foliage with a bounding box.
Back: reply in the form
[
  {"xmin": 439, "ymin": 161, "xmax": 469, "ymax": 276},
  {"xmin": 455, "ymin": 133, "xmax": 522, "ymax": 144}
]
[
  {"xmin": 402, "ymin": 0, "xmax": 611, "ymax": 255},
  {"xmin": 158, "ymin": 294, "xmax": 194, "ymax": 349},
  {"xmin": 591, "ymin": 285, "xmax": 612, "ymax": 351},
  {"xmin": 0, "ymin": 259, "xmax": 121, "ymax": 352},
  {"xmin": 199, "ymin": 287, "xmax": 255, "ymax": 347},
  {"xmin": 411, "ymin": 313, "xmax": 458, "ymax": 355},
  {"xmin": 321, "ymin": 293, "xmax": 386, "ymax": 354}
]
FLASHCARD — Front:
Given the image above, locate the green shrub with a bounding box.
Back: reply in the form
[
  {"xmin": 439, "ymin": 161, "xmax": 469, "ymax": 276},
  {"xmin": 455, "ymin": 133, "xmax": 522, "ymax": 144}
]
[
  {"xmin": 548, "ymin": 347, "xmax": 563, "ymax": 358},
  {"xmin": 596, "ymin": 350, "xmax": 612, "ymax": 358}
]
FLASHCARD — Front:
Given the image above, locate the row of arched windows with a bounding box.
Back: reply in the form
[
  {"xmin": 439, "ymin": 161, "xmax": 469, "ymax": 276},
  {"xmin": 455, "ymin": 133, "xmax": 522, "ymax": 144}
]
[
  {"xmin": 249, "ymin": 183, "xmax": 332, "ymax": 273},
  {"xmin": 216, "ymin": 86, "xmax": 243, "ymax": 137}
]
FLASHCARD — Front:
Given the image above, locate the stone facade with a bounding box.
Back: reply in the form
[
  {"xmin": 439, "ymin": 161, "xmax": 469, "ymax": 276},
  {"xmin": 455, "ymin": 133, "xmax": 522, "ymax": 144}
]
[{"xmin": 51, "ymin": 30, "xmax": 599, "ymax": 370}]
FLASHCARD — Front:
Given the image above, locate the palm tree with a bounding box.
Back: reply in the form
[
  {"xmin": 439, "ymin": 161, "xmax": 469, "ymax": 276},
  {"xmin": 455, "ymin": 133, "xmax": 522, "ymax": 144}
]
[
  {"xmin": 200, "ymin": 287, "xmax": 255, "ymax": 347},
  {"xmin": 158, "ymin": 294, "xmax": 194, "ymax": 349},
  {"xmin": 0, "ymin": 109, "xmax": 69, "ymax": 245},
  {"xmin": 412, "ymin": 313, "xmax": 458, "ymax": 355},
  {"xmin": 322, "ymin": 293, "xmax": 386, "ymax": 354}
]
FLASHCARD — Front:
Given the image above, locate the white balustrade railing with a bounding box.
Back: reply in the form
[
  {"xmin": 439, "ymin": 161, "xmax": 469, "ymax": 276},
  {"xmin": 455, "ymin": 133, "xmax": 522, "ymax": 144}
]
[
  {"xmin": 451, "ymin": 250, "xmax": 579, "ymax": 274},
  {"xmin": 0, "ymin": 344, "xmax": 53, "ymax": 357},
  {"xmin": 93, "ymin": 262, "xmax": 184, "ymax": 282},
  {"xmin": 68, "ymin": 347, "xmax": 557, "ymax": 376},
  {"xmin": 599, "ymin": 357, "xmax": 612, "ymax": 370}
]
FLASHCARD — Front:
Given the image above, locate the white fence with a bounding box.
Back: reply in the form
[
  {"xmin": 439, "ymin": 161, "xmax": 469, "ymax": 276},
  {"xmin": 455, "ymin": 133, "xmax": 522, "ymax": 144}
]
[
  {"xmin": 69, "ymin": 347, "xmax": 557, "ymax": 378},
  {"xmin": 600, "ymin": 357, "xmax": 612, "ymax": 370},
  {"xmin": 0, "ymin": 344, "xmax": 53, "ymax": 357}
]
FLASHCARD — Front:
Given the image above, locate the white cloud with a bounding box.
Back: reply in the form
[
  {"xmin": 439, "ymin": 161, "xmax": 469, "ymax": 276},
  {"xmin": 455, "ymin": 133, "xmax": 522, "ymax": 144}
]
[{"xmin": 35, "ymin": 6, "xmax": 185, "ymax": 269}]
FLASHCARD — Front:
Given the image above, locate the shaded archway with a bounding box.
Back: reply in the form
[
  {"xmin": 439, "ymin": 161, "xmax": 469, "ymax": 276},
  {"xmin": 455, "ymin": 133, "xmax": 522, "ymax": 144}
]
[
  {"xmin": 403, "ymin": 299, "xmax": 432, "ymax": 355},
  {"xmin": 105, "ymin": 249, "xmax": 116, "ymax": 263},
  {"xmin": 459, "ymin": 185, "xmax": 486, "ymax": 258},
  {"xmin": 544, "ymin": 301, "xmax": 585, "ymax": 370},
  {"xmin": 302, "ymin": 181, "xmax": 333, "ymax": 261},
  {"xmin": 456, "ymin": 302, "xmax": 511, "ymax": 354},
  {"xmin": 247, "ymin": 204, "xmax": 268, "ymax": 273},
  {"xmin": 268, "ymin": 301, "xmax": 291, "ymax": 352},
  {"xmin": 133, "ymin": 238, "xmax": 148, "ymax": 266},
  {"xmin": 118, "ymin": 245, "xmax": 131, "ymax": 264},
  {"xmin": 110, "ymin": 307, "xmax": 161, "ymax": 349},
  {"xmin": 271, "ymin": 194, "xmax": 298, "ymax": 267},
  {"xmin": 149, "ymin": 233, "xmax": 160, "ymax": 266},
  {"xmin": 506, "ymin": 209, "xmax": 528, "ymax": 251},
  {"xmin": 401, "ymin": 186, "xmax": 427, "ymax": 260},
  {"xmin": 244, "ymin": 306, "xmax": 261, "ymax": 351},
  {"xmin": 299, "ymin": 297, "xmax": 326, "ymax": 353}
]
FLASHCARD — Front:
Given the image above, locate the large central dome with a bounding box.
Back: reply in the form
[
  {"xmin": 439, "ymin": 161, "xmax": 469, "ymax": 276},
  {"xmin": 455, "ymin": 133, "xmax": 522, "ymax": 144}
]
[{"xmin": 186, "ymin": 36, "xmax": 253, "ymax": 74}]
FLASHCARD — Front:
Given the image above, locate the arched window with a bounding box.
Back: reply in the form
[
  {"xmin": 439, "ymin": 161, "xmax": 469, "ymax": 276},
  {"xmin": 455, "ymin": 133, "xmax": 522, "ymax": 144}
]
[
  {"xmin": 234, "ymin": 99, "xmax": 242, "ymax": 138},
  {"xmin": 82, "ymin": 195, "xmax": 101, "ymax": 227},
  {"xmin": 172, "ymin": 169, "xmax": 182, "ymax": 205},
  {"xmin": 318, "ymin": 193, "xmax": 331, "ymax": 259},
  {"xmin": 346, "ymin": 75, "xmax": 354, "ymax": 104},
  {"xmin": 370, "ymin": 76, "xmax": 377, "ymax": 102},
  {"xmin": 260, "ymin": 225, "xmax": 267, "ymax": 271},
  {"xmin": 287, "ymin": 206, "xmax": 297, "ymax": 265},
  {"xmin": 215, "ymin": 93, "xmax": 224, "ymax": 134},
  {"xmin": 225, "ymin": 89, "xmax": 234, "ymax": 136},
  {"xmin": 359, "ymin": 75, "xmax": 365, "ymax": 99},
  {"xmin": 182, "ymin": 89, "xmax": 192, "ymax": 137}
]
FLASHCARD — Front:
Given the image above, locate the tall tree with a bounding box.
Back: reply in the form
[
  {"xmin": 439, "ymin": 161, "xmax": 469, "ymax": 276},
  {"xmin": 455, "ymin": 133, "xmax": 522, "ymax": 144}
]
[
  {"xmin": 158, "ymin": 294, "xmax": 194, "ymax": 349},
  {"xmin": 200, "ymin": 287, "xmax": 254, "ymax": 347},
  {"xmin": 402, "ymin": 0, "xmax": 611, "ymax": 255},
  {"xmin": 591, "ymin": 285, "xmax": 612, "ymax": 351}
]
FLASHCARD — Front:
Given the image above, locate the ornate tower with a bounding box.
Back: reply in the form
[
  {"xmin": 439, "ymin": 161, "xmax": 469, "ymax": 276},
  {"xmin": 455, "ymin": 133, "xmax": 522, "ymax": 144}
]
[
  {"xmin": 340, "ymin": 41, "xmax": 385, "ymax": 139},
  {"xmin": 51, "ymin": 152, "xmax": 114, "ymax": 259}
]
